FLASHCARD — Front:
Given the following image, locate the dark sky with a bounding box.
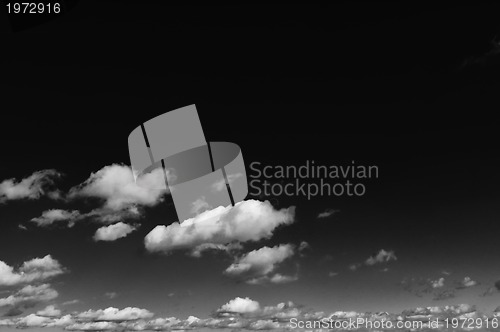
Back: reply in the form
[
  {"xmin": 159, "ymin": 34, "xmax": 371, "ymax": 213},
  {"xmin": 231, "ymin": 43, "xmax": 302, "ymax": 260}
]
[{"xmin": 1, "ymin": 3, "xmax": 500, "ymax": 332}]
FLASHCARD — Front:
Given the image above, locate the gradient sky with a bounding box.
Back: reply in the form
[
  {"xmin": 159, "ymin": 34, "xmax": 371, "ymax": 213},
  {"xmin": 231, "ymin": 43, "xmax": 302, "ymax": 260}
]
[{"xmin": 1, "ymin": 3, "xmax": 500, "ymax": 332}]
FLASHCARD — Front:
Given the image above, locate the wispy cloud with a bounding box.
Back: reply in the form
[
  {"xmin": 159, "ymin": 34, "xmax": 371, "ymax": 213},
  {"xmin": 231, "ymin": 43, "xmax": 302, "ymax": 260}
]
[
  {"xmin": 349, "ymin": 249, "xmax": 397, "ymax": 271},
  {"xmin": 224, "ymin": 244, "xmax": 297, "ymax": 285},
  {"xmin": 0, "ymin": 170, "xmax": 63, "ymax": 203},
  {"xmin": 317, "ymin": 208, "xmax": 339, "ymax": 219}
]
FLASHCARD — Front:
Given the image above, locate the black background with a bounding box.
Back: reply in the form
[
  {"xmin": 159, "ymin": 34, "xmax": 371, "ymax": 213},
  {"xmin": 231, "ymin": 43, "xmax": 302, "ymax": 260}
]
[{"xmin": 0, "ymin": 3, "xmax": 499, "ymax": 229}]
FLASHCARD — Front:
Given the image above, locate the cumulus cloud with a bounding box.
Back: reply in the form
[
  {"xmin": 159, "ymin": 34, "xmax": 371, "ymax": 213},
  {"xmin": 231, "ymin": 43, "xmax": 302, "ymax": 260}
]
[
  {"xmin": 317, "ymin": 208, "xmax": 339, "ymax": 219},
  {"xmin": 224, "ymin": 244, "xmax": 296, "ymax": 284},
  {"xmin": 0, "ymin": 255, "xmax": 65, "ymax": 286},
  {"xmin": 145, "ymin": 200, "xmax": 295, "ymax": 254},
  {"xmin": 69, "ymin": 164, "xmax": 169, "ymax": 211},
  {"xmin": 0, "ymin": 170, "xmax": 62, "ymax": 203},
  {"xmin": 0, "ymin": 284, "xmax": 58, "ymax": 311},
  {"xmin": 93, "ymin": 222, "xmax": 137, "ymax": 242},
  {"xmin": 75, "ymin": 307, "xmax": 153, "ymax": 322},
  {"xmin": 431, "ymin": 277, "xmax": 445, "ymax": 289},
  {"xmin": 36, "ymin": 305, "xmax": 62, "ymax": 317},
  {"xmin": 365, "ymin": 249, "xmax": 397, "ymax": 266},
  {"xmin": 0, "ymin": 299, "xmax": 492, "ymax": 331},
  {"xmin": 456, "ymin": 276, "xmax": 478, "ymax": 289},
  {"xmin": 218, "ymin": 297, "xmax": 261, "ymax": 314}
]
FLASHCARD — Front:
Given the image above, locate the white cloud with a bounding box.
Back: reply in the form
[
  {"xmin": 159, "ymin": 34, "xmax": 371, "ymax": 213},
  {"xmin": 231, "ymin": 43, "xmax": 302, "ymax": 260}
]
[
  {"xmin": 145, "ymin": 200, "xmax": 295, "ymax": 254},
  {"xmin": 0, "ymin": 170, "xmax": 62, "ymax": 203},
  {"xmin": 0, "ymin": 255, "xmax": 65, "ymax": 286},
  {"xmin": 0, "ymin": 284, "xmax": 58, "ymax": 308},
  {"xmin": 317, "ymin": 208, "xmax": 339, "ymax": 219},
  {"xmin": 0, "ymin": 300, "xmax": 491, "ymax": 331},
  {"xmin": 224, "ymin": 244, "xmax": 295, "ymax": 284},
  {"xmin": 190, "ymin": 196, "xmax": 211, "ymax": 215},
  {"xmin": 66, "ymin": 321, "xmax": 118, "ymax": 330},
  {"xmin": 218, "ymin": 297, "xmax": 261, "ymax": 314},
  {"xmin": 17, "ymin": 314, "xmax": 54, "ymax": 328},
  {"xmin": 267, "ymin": 273, "xmax": 298, "ymax": 284},
  {"xmin": 212, "ymin": 173, "xmax": 243, "ymax": 192},
  {"xmin": 31, "ymin": 209, "xmax": 82, "ymax": 227},
  {"xmin": 431, "ymin": 277, "xmax": 445, "ymax": 289},
  {"xmin": 69, "ymin": 164, "xmax": 169, "ymax": 211},
  {"xmin": 457, "ymin": 276, "xmax": 478, "ymax": 289},
  {"xmin": 190, "ymin": 242, "xmax": 243, "ymax": 258},
  {"xmin": 76, "ymin": 307, "xmax": 154, "ymax": 321},
  {"xmin": 36, "ymin": 305, "xmax": 62, "ymax": 317},
  {"xmin": 93, "ymin": 222, "xmax": 137, "ymax": 242},
  {"xmin": 350, "ymin": 249, "xmax": 397, "ymax": 271},
  {"xmin": 365, "ymin": 249, "xmax": 397, "ymax": 265}
]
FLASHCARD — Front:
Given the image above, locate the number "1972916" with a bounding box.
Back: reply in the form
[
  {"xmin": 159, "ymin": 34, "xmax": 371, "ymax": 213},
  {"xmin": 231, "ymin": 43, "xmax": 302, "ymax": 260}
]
[{"xmin": 6, "ymin": 2, "xmax": 61, "ymax": 14}]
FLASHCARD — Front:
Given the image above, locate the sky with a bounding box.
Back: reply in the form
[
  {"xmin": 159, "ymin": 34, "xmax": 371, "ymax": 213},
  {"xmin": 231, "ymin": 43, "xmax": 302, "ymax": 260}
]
[{"xmin": 1, "ymin": 3, "xmax": 500, "ymax": 332}]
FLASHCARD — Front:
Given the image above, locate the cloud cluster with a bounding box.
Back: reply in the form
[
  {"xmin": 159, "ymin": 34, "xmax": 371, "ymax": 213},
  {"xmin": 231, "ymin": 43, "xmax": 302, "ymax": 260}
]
[
  {"xmin": 0, "ymin": 170, "xmax": 62, "ymax": 203},
  {"xmin": 0, "ymin": 284, "xmax": 58, "ymax": 314},
  {"xmin": 224, "ymin": 244, "xmax": 297, "ymax": 284},
  {"xmin": 402, "ymin": 275, "xmax": 479, "ymax": 301},
  {"xmin": 0, "ymin": 255, "xmax": 65, "ymax": 286},
  {"xmin": 28, "ymin": 164, "xmax": 170, "ymax": 231},
  {"xmin": 145, "ymin": 200, "xmax": 295, "ymax": 254},
  {"xmin": 0, "ymin": 297, "xmax": 496, "ymax": 331}
]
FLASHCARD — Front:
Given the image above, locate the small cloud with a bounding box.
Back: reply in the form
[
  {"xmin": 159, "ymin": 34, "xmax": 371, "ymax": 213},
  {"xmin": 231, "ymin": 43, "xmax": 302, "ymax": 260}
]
[
  {"xmin": 298, "ymin": 241, "xmax": 310, "ymax": 257},
  {"xmin": 328, "ymin": 272, "xmax": 339, "ymax": 277},
  {"xmin": 36, "ymin": 305, "xmax": 61, "ymax": 318},
  {"xmin": 190, "ymin": 242, "xmax": 242, "ymax": 258},
  {"xmin": 224, "ymin": 244, "xmax": 296, "ymax": 284},
  {"xmin": 349, "ymin": 249, "xmax": 396, "ymax": 272},
  {"xmin": 349, "ymin": 263, "xmax": 361, "ymax": 271},
  {"xmin": 190, "ymin": 196, "xmax": 211, "ymax": 215},
  {"xmin": 365, "ymin": 249, "xmax": 397, "ymax": 266},
  {"xmin": 62, "ymin": 299, "xmax": 80, "ymax": 306},
  {"xmin": 212, "ymin": 173, "xmax": 243, "ymax": 192},
  {"xmin": 317, "ymin": 208, "xmax": 339, "ymax": 219},
  {"xmin": 433, "ymin": 289, "xmax": 456, "ymax": 301},
  {"xmin": 104, "ymin": 292, "xmax": 118, "ymax": 299},
  {"xmin": 456, "ymin": 276, "xmax": 478, "ymax": 289},
  {"xmin": 93, "ymin": 222, "xmax": 137, "ymax": 242},
  {"xmin": 218, "ymin": 297, "xmax": 260, "ymax": 314},
  {"xmin": 431, "ymin": 277, "xmax": 445, "ymax": 289},
  {"xmin": 31, "ymin": 209, "xmax": 82, "ymax": 227}
]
